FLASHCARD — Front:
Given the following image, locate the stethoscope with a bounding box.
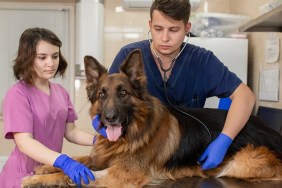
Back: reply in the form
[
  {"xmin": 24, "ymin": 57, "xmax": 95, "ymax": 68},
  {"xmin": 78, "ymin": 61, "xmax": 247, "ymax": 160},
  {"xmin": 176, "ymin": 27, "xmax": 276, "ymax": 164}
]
[
  {"xmin": 148, "ymin": 30, "xmax": 189, "ymax": 81},
  {"xmin": 148, "ymin": 30, "xmax": 212, "ymax": 141}
]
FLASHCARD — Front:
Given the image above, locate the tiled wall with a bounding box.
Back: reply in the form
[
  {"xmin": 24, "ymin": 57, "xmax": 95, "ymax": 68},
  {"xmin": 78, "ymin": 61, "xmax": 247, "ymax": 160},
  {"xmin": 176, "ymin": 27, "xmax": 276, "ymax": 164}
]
[{"xmin": 103, "ymin": 0, "xmax": 232, "ymax": 68}]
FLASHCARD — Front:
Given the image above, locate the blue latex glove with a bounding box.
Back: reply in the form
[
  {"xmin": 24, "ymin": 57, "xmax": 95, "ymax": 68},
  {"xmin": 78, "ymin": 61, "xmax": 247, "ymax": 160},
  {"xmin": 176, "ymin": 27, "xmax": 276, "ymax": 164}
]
[
  {"xmin": 53, "ymin": 154, "xmax": 95, "ymax": 186},
  {"xmin": 198, "ymin": 133, "xmax": 232, "ymax": 170},
  {"xmin": 92, "ymin": 115, "xmax": 107, "ymax": 138}
]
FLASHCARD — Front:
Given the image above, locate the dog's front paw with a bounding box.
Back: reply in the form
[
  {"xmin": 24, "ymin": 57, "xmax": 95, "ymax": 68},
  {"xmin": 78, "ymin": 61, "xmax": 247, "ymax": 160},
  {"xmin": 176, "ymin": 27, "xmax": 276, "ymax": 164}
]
[
  {"xmin": 21, "ymin": 172, "xmax": 72, "ymax": 188},
  {"xmin": 21, "ymin": 175, "xmax": 42, "ymax": 188},
  {"xmin": 33, "ymin": 165, "xmax": 61, "ymax": 175}
]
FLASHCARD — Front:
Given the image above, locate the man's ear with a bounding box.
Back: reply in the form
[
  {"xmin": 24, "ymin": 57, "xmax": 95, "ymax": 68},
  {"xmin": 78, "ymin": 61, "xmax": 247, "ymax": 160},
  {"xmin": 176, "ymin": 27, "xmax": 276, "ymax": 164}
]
[
  {"xmin": 185, "ymin": 21, "xmax": 192, "ymax": 34},
  {"xmin": 149, "ymin": 20, "xmax": 152, "ymax": 29}
]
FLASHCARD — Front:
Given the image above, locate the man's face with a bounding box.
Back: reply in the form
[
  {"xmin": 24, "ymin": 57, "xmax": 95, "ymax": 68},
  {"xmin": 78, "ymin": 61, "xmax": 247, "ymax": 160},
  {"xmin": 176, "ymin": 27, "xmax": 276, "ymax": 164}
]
[{"xmin": 149, "ymin": 10, "xmax": 191, "ymax": 57}]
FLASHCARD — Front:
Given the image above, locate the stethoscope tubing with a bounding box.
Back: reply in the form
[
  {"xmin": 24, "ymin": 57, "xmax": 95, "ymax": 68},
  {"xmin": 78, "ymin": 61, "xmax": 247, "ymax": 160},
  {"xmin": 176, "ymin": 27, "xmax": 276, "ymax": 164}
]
[{"xmin": 147, "ymin": 30, "xmax": 212, "ymax": 140}]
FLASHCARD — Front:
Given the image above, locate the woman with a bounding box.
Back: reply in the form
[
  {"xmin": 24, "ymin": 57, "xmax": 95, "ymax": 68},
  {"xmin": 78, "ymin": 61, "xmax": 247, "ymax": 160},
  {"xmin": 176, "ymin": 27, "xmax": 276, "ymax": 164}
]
[{"xmin": 0, "ymin": 27, "xmax": 95, "ymax": 187}]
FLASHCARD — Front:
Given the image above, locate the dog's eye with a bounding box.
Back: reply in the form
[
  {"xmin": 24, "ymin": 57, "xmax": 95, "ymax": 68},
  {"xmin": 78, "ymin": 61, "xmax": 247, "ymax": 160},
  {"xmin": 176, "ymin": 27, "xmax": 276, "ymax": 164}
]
[
  {"xmin": 120, "ymin": 90, "xmax": 127, "ymax": 97},
  {"xmin": 99, "ymin": 92, "xmax": 105, "ymax": 99}
]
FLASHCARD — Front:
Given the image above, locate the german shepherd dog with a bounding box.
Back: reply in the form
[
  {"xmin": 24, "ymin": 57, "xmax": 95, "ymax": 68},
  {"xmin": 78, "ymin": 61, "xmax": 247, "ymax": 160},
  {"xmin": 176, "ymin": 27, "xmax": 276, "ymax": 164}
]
[{"xmin": 22, "ymin": 49, "xmax": 282, "ymax": 188}]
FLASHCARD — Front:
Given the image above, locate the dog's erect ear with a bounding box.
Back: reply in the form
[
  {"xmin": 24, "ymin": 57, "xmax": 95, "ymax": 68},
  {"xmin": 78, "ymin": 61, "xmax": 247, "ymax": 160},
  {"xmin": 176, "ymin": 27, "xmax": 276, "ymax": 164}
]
[
  {"xmin": 120, "ymin": 49, "xmax": 147, "ymax": 90},
  {"xmin": 84, "ymin": 56, "xmax": 108, "ymax": 103}
]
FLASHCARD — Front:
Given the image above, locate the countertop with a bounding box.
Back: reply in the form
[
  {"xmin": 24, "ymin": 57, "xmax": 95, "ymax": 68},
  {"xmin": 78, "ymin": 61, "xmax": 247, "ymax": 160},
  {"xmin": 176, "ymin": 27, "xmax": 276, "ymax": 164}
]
[
  {"xmin": 65, "ymin": 177, "xmax": 282, "ymax": 188},
  {"xmin": 144, "ymin": 177, "xmax": 282, "ymax": 188}
]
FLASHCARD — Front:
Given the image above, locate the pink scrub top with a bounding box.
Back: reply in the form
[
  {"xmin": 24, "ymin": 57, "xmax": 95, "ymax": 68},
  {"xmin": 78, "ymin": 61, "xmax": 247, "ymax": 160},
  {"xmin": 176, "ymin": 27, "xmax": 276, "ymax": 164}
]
[{"xmin": 0, "ymin": 80, "xmax": 78, "ymax": 188}]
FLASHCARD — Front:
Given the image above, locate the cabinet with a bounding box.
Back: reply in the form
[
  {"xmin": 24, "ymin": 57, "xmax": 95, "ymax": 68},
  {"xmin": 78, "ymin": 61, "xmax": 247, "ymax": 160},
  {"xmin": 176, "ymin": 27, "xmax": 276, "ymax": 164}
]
[{"xmin": 239, "ymin": 4, "xmax": 282, "ymax": 32}]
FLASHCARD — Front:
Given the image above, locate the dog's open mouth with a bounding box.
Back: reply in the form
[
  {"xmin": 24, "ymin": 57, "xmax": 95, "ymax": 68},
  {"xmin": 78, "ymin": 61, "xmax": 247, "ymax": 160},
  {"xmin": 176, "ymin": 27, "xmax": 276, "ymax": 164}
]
[{"xmin": 105, "ymin": 123, "xmax": 122, "ymax": 142}]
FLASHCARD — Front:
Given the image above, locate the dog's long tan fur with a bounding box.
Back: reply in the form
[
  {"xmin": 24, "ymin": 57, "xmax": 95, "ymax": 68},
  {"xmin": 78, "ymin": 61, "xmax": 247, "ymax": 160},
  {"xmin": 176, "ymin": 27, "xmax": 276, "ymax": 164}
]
[{"xmin": 21, "ymin": 49, "xmax": 282, "ymax": 188}]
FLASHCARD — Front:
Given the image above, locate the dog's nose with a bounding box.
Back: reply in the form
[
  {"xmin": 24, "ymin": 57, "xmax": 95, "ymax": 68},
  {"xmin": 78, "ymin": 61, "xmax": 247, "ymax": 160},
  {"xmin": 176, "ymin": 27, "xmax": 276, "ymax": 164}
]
[{"xmin": 105, "ymin": 110, "xmax": 118, "ymax": 123}]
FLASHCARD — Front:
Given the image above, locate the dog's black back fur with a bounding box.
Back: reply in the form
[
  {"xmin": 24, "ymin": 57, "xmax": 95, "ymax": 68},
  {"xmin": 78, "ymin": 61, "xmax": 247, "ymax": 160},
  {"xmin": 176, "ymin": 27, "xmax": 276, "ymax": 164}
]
[{"xmin": 165, "ymin": 107, "xmax": 282, "ymax": 169}]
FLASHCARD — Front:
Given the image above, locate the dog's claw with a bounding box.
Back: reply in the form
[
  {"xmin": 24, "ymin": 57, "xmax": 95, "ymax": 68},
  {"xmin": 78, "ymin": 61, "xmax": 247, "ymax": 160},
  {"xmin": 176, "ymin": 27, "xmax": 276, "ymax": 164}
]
[{"xmin": 67, "ymin": 179, "xmax": 76, "ymax": 186}]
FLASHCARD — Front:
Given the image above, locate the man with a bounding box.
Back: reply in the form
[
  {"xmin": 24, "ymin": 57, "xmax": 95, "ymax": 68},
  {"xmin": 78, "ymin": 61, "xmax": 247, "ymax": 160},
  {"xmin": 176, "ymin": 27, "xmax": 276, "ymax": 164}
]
[{"xmin": 94, "ymin": 0, "xmax": 255, "ymax": 170}]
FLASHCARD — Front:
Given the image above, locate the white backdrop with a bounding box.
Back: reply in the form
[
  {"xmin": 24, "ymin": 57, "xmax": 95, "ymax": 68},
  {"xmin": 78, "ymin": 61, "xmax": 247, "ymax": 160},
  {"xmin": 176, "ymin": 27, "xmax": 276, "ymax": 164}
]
[{"xmin": 0, "ymin": 3, "xmax": 74, "ymax": 104}]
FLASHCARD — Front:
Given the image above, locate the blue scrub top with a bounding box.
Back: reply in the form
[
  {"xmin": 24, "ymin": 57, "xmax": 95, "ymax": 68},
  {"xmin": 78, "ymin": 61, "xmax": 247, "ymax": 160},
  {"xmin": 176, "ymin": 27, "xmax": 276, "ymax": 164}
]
[{"xmin": 109, "ymin": 40, "xmax": 241, "ymax": 108}]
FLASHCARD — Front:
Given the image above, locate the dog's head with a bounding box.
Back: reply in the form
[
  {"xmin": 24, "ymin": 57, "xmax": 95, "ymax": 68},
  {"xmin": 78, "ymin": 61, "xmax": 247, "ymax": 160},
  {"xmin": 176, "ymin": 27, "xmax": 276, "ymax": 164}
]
[{"xmin": 84, "ymin": 49, "xmax": 152, "ymax": 142}]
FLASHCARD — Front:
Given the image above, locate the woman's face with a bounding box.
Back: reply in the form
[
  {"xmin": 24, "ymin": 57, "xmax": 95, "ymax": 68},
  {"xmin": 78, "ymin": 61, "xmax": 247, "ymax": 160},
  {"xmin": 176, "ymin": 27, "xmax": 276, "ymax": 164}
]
[
  {"xmin": 33, "ymin": 40, "xmax": 60, "ymax": 81},
  {"xmin": 149, "ymin": 10, "xmax": 191, "ymax": 58}
]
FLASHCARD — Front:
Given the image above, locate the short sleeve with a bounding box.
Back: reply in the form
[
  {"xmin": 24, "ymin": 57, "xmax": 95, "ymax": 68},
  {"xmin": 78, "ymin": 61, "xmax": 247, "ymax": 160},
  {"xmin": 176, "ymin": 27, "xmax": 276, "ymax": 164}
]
[
  {"xmin": 109, "ymin": 40, "xmax": 151, "ymax": 75},
  {"xmin": 204, "ymin": 52, "xmax": 242, "ymax": 98},
  {"xmin": 3, "ymin": 85, "xmax": 33, "ymax": 139},
  {"xmin": 53, "ymin": 84, "xmax": 78, "ymax": 123},
  {"xmin": 65, "ymin": 91, "xmax": 78, "ymax": 123},
  {"xmin": 109, "ymin": 48, "xmax": 128, "ymax": 74}
]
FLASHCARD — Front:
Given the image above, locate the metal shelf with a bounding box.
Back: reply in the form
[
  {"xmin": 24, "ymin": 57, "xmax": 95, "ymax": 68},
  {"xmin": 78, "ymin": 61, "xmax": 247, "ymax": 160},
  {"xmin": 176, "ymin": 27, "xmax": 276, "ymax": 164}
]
[{"xmin": 239, "ymin": 4, "xmax": 282, "ymax": 32}]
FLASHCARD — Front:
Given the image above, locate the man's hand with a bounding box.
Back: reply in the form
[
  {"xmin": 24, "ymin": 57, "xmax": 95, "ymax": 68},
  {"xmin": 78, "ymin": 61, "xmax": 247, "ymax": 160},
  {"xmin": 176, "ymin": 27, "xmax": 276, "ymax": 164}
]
[{"xmin": 198, "ymin": 133, "xmax": 232, "ymax": 170}]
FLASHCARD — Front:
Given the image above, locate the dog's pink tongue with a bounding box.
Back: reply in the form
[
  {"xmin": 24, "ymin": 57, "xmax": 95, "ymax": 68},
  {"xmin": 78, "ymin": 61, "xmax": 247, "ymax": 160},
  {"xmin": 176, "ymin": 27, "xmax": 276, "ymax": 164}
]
[{"xmin": 106, "ymin": 125, "xmax": 122, "ymax": 142}]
